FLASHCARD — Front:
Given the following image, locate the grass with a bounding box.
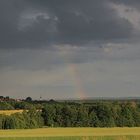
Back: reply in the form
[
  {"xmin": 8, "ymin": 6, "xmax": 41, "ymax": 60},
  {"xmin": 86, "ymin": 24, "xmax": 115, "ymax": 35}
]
[
  {"xmin": 0, "ymin": 110, "xmax": 24, "ymax": 115},
  {"xmin": 0, "ymin": 127, "xmax": 140, "ymax": 140},
  {"xmin": 1, "ymin": 136, "xmax": 140, "ymax": 140}
]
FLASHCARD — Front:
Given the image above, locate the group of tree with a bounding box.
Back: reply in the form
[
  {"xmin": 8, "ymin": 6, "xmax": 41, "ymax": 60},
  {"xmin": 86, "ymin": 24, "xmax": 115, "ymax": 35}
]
[
  {"xmin": 42, "ymin": 102, "xmax": 140, "ymax": 127},
  {"xmin": 1, "ymin": 99, "xmax": 140, "ymax": 129},
  {"xmin": 0, "ymin": 109, "xmax": 44, "ymax": 129}
]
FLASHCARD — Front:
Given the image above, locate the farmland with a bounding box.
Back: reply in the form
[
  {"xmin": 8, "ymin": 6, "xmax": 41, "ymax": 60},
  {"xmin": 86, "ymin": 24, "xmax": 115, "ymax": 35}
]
[
  {"xmin": 1, "ymin": 136, "xmax": 140, "ymax": 140},
  {"xmin": 0, "ymin": 110, "xmax": 24, "ymax": 115},
  {"xmin": 0, "ymin": 127, "xmax": 140, "ymax": 140}
]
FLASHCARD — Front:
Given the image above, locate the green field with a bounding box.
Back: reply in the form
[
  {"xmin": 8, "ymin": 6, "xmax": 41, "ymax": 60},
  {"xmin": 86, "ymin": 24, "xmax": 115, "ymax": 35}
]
[
  {"xmin": 0, "ymin": 128, "xmax": 140, "ymax": 140},
  {"xmin": 1, "ymin": 136, "xmax": 140, "ymax": 140}
]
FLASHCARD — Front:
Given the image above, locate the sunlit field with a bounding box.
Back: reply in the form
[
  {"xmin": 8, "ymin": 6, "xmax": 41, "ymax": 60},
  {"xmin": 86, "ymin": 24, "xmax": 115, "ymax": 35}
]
[
  {"xmin": 1, "ymin": 136, "xmax": 140, "ymax": 140},
  {"xmin": 0, "ymin": 110, "xmax": 24, "ymax": 115},
  {"xmin": 0, "ymin": 128, "xmax": 140, "ymax": 140}
]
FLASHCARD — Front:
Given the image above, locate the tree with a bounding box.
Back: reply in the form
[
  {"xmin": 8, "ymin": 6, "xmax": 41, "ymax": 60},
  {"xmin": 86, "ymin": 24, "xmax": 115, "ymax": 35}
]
[
  {"xmin": 0, "ymin": 102, "xmax": 14, "ymax": 110},
  {"xmin": 89, "ymin": 111, "xmax": 100, "ymax": 127},
  {"xmin": 25, "ymin": 97, "xmax": 32, "ymax": 102},
  {"xmin": 117, "ymin": 104, "xmax": 135, "ymax": 127},
  {"xmin": 94, "ymin": 103, "xmax": 115, "ymax": 127},
  {"xmin": 0, "ymin": 115, "xmax": 5, "ymax": 129},
  {"xmin": 76, "ymin": 105, "xmax": 89, "ymax": 127},
  {"xmin": 42, "ymin": 105, "xmax": 56, "ymax": 127}
]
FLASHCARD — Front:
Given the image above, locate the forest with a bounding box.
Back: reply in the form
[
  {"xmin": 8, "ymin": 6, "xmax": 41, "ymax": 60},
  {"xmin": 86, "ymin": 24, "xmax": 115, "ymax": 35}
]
[{"xmin": 0, "ymin": 97, "xmax": 140, "ymax": 129}]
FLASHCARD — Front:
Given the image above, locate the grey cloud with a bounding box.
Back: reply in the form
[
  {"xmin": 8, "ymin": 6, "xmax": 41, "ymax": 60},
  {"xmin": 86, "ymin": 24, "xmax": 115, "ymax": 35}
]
[
  {"xmin": 24, "ymin": 0, "xmax": 134, "ymax": 43},
  {"xmin": 111, "ymin": 0, "xmax": 140, "ymax": 9},
  {"xmin": 0, "ymin": 0, "xmax": 133, "ymax": 49},
  {"xmin": 1, "ymin": 41, "xmax": 140, "ymax": 71}
]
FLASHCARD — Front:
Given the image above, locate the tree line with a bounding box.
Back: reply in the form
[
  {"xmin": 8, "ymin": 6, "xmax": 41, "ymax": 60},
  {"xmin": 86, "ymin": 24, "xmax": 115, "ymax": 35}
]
[
  {"xmin": 42, "ymin": 102, "xmax": 140, "ymax": 127},
  {"xmin": 0, "ymin": 100, "xmax": 140, "ymax": 129}
]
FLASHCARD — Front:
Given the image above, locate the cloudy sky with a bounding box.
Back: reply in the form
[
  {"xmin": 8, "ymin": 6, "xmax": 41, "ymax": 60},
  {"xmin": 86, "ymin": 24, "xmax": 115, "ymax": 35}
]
[{"xmin": 1, "ymin": 0, "xmax": 140, "ymax": 99}]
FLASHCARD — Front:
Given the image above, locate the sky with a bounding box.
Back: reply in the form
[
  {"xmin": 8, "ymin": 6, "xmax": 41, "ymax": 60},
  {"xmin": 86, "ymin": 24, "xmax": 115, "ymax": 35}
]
[{"xmin": 1, "ymin": 0, "xmax": 140, "ymax": 99}]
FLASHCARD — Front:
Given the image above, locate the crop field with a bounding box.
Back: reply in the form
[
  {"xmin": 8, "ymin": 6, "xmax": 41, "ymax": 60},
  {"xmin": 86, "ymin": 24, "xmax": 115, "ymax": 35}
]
[
  {"xmin": 0, "ymin": 128, "xmax": 140, "ymax": 140},
  {"xmin": 0, "ymin": 136, "xmax": 140, "ymax": 140},
  {"xmin": 0, "ymin": 110, "xmax": 24, "ymax": 115}
]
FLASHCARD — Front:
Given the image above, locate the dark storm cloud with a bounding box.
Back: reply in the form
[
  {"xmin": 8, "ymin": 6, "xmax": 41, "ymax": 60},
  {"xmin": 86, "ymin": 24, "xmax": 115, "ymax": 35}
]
[
  {"xmin": 0, "ymin": 0, "xmax": 133, "ymax": 49},
  {"xmin": 31, "ymin": 0, "xmax": 133, "ymax": 42},
  {"xmin": 0, "ymin": 0, "xmax": 23, "ymax": 48}
]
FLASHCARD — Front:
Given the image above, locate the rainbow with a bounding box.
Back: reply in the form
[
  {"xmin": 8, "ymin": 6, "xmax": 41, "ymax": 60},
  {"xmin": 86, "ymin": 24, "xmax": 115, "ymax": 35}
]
[
  {"xmin": 58, "ymin": 46, "xmax": 86, "ymax": 100},
  {"xmin": 68, "ymin": 63, "xmax": 86, "ymax": 100}
]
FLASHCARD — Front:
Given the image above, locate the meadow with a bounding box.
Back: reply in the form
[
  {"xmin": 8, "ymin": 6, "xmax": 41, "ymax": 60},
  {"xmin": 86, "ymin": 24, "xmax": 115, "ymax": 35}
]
[
  {"xmin": 0, "ymin": 128, "xmax": 140, "ymax": 140},
  {"xmin": 1, "ymin": 136, "xmax": 140, "ymax": 140}
]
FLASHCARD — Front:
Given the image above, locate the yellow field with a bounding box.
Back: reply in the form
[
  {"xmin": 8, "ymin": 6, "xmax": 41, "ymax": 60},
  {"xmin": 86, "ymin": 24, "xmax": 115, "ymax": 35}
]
[
  {"xmin": 0, "ymin": 127, "xmax": 140, "ymax": 138},
  {"xmin": 0, "ymin": 110, "xmax": 24, "ymax": 115}
]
